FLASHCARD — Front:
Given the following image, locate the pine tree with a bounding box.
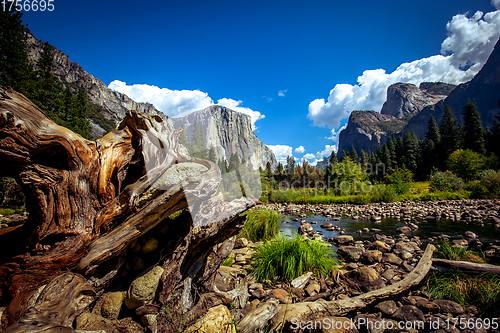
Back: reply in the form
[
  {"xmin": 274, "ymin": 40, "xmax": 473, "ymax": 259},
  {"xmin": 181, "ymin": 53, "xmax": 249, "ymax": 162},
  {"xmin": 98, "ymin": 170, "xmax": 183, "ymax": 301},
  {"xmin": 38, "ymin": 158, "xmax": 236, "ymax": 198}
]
[
  {"xmin": 329, "ymin": 150, "xmax": 338, "ymax": 166},
  {"xmin": 178, "ymin": 124, "xmax": 189, "ymax": 148},
  {"xmin": 0, "ymin": 8, "xmax": 35, "ymax": 94},
  {"xmin": 349, "ymin": 146, "xmax": 359, "ymax": 162},
  {"xmin": 387, "ymin": 134, "xmax": 397, "ymax": 169},
  {"xmin": 339, "ymin": 150, "xmax": 347, "ymax": 162},
  {"xmin": 461, "ymin": 100, "xmax": 485, "ymax": 154},
  {"xmin": 425, "ymin": 115, "xmax": 440, "ymax": 144},
  {"xmin": 439, "ymin": 105, "xmax": 460, "ymax": 165},
  {"xmin": 402, "ymin": 130, "xmax": 418, "ymax": 173},
  {"xmin": 492, "ymin": 108, "xmax": 500, "ymax": 159},
  {"xmin": 360, "ymin": 149, "xmax": 368, "ymax": 170}
]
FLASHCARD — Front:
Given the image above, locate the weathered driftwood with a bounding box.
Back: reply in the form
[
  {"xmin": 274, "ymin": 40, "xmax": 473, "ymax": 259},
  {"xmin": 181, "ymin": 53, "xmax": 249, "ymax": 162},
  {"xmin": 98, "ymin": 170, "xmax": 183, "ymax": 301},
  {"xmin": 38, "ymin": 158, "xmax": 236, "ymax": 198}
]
[
  {"xmin": 237, "ymin": 298, "xmax": 281, "ymax": 333},
  {"xmin": 269, "ymin": 244, "xmax": 436, "ymax": 330},
  {"xmin": 432, "ymin": 258, "xmax": 500, "ymax": 274},
  {"xmin": 0, "ymin": 86, "xmax": 254, "ymax": 330},
  {"xmin": 302, "ymin": 286, "xmax": 344, "ymax": 303},
  {"xmin": 3, "ymin": 273, "xmax": 94, "ymax": 333}
]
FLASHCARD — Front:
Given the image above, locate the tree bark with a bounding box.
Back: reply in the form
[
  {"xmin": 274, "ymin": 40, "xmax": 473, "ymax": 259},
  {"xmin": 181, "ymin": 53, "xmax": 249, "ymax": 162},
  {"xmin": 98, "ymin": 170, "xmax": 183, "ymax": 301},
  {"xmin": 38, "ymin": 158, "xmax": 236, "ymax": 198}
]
[
  {"xmin": 0, "ymin": 86, "xmax": 254, "ymax": 330},
  {"xmin": 432, "ymin": 258, "xmax": 500, "ymax": 274}
]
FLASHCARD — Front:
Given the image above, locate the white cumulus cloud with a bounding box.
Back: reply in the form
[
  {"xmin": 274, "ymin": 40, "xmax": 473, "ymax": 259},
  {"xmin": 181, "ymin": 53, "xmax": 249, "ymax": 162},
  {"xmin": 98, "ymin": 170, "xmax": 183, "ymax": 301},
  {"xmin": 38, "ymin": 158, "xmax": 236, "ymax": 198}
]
[
  {"xmin": 108, "ymin": 80, "xmax": 264, "ymax": 130},
  {"xmin": 303, "ymin": 153, "xmax": 316, "ymax": 160},
  {"xmin": 294, "ymin": 145, "xmax": 305, "ymax": 154},
  {"xmin": 268, "ymin": 145, "xmax": 293, "ymax": 164},
  {"xmin": 278, "ymin": 89, "xmax": 288, "ymax": 97},
  {"xmin": 316, "ymin": 145, "xmax": 336, "ymax": 159},
  {"xmin": 308, "ymin": 6, "xmax": 500, "ymax": 130}
]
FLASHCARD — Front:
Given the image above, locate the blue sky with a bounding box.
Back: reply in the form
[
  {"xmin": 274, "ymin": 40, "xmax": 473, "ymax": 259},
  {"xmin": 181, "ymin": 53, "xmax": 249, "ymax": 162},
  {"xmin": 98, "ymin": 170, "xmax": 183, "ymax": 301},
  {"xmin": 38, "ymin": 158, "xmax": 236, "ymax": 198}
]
[{"xmin": 21, "ymin": 0, "xmax": 500, "ymax": 165}]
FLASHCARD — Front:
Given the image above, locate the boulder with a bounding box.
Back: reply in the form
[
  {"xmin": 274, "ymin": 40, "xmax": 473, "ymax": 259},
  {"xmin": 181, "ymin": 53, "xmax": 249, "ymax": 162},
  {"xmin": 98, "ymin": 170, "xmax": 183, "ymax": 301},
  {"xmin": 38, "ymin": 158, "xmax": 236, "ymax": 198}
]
[
  {"xmin": 348, "ymin": 266, "xmax": 385, "ymax": 292},
  {"xmin": 321, "ymin": 222, "xmax": 334, "ymax": 229},
  {"xmin": 360, "ymin": 250, "xmax": 383, "ymax": 264},
  {"xmin": 371, "ymin": 240, "xmax": 391, "ymax": 252},
  {"xmin": 184, "ymin": 305, "xmax": 232, "ymax": 333},
  {"xmin": 299, "ymin": 223, "xmax": 313, "ymax": 234},
  {"xmin": 215, "ymin": 266, "xmax": 243, "ymax": 292},
  {"xmin": 375, "ymin": 300, "xmax": 398, "ymax": 316},
  {"xmin": 124, "ymin": 266, "xmax": 164, "ymax": 309},
  {"xmin": 433, "ymin": 299, "xmax": 464, "ymax": 315},
  {"xmin": 270, "ymin": 289, "xmax": 291, "ymax": 304},
  {"xmin": 383, "ymin": 253, "xmax": 403, "ymax": 266},
  {"xmin": 392, "ymin": 305, "xmax": 425, "ymax": 322},
  {"xmin": 101, "ymin": 291, "xmax": 125, "ymax": 320},
  {"xmin": 334, "ymin": 235, "xmax": 354, "ymax": 244},
  {"xmin": 304, "ymin": 283, "xmax": 320, "ymax": 297},
  {"xmin": 338, "ymin": 246, "xmax": 364, "ymax": 262}
]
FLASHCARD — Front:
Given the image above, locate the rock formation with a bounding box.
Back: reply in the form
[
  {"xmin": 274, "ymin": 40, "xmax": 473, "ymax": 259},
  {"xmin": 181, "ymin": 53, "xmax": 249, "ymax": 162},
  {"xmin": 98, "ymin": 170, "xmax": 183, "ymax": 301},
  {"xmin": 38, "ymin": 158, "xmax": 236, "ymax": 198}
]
[
  {"xmin": 337, "ymin": 111, "xmax": 406, "ymax": 156},
  {"xmin": 169, "ymin": 106, "xmax": 277, "ymax": 169},
  {"xmin": 380, "ymin": 82, "xmax": 451, "ymax": 118}
]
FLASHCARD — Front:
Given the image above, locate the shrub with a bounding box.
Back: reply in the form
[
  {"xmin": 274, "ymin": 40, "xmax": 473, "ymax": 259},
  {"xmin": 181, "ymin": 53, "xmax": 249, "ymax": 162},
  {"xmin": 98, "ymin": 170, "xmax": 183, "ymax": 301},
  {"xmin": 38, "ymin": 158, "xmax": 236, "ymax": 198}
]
[
  {"xmin": 251, "ymin": 234, "xmax": 340, "ymax": 282},
  {"xmin": 384, "ymin": 167, "xmax": 413, "ymax": 195},
  {"xmin": 447, "ymin": 149, "xmax": 486, "ymax": 181},
  {"xmin": 479, "ymin": 169, "xmax": 500, "ymax": 198},
  {"xmin": 465, "ymin": 180, "xmax": 489, "ymax": 198},
  {"xmin": 429, "ymin": 170, "xmax": 464, "ymax": 192},
  {"xmin": 240, "ymin": 208, "xmax": 280, "ymax": 242}
]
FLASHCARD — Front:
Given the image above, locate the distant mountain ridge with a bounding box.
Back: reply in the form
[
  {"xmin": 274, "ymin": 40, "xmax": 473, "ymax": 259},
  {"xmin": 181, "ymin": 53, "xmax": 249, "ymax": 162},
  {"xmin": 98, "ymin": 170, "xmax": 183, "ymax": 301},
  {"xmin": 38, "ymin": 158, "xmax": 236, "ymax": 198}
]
[
  {"xmin": 338, "ymin": 37, "xmax": 500, "ymax": 156},
  {"xmin": 24, "ymin": 29, "xmax": 277, "ymax": 169}
]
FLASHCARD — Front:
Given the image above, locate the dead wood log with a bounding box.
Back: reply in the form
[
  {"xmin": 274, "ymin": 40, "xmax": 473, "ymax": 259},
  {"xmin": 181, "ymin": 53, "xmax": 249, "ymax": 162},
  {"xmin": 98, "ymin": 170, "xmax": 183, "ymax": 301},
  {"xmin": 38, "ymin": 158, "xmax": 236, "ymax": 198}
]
[
  {"xmin": 3, "ymin": 273, "xmax": 94, "ymax": 333},
  {"xmin": 237, "ymin": 299, "xmax": 281, "ymax": 333},
  {"xmin": 269, "ymin": 244, "xmax": 436, "ymax": 330},
  {"xmin": 0, "ymin": 86, "xmax": 256, "ymax": 329},
  {"xmin": 432, "ymin": 258, "xmax": 500, "ymax": 274}
]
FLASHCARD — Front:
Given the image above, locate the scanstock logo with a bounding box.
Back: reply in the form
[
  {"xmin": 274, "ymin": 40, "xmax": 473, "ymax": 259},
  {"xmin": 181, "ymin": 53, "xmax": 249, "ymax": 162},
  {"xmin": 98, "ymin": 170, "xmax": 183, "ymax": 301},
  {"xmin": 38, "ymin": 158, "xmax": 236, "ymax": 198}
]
[{"xmin": 140, "ymin": 113, "xmax": 262, "ymax": 227}]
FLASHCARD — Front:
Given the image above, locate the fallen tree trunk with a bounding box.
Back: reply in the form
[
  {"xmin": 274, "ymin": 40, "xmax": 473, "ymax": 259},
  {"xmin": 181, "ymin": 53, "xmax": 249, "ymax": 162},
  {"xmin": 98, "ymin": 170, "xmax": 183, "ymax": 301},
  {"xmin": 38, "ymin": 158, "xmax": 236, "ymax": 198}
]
[
  {"xmin": 269, "ymin": 244, "xmax": 436, "ymax": 330},
  {"xmin": 0, "ymin": 86, "xmax": 256, "ymax": 330},
  {"xmin": 432, "ymin": 258, "xmax": 500, "ymax": 274}
]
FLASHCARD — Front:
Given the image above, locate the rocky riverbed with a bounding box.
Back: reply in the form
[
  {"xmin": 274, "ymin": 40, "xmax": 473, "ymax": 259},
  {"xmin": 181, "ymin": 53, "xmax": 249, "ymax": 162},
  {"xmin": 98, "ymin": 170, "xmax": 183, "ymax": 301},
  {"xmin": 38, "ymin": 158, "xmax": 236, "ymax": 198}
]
[{"xmin": 1, "ymin": 199, "xmax": 499, "ymax": 332}]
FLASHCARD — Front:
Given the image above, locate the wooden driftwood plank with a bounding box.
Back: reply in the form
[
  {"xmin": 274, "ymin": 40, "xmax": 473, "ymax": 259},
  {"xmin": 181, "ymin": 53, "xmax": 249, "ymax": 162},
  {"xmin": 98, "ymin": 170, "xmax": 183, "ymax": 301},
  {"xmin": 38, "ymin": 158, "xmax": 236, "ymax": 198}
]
[
  {"xmin": 269, "ymin": 244, "xmax": 436, "ymax": 330},
  {"xmin": 237, "ymin": 299, "xmax": 281, "ymax": 333},
  {"xmin": 432, "ymin": 258, "xmax": 500, "ymax": 274}
]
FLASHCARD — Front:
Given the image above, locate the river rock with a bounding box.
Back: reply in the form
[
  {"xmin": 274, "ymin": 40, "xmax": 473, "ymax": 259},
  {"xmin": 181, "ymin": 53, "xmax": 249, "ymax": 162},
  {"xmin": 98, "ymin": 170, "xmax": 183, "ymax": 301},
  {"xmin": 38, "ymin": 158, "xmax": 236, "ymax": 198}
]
[
  {"xmin": 396, "ymin": 226, "xmax": 412, "ymax": 233},
  {"xmin": 392, "ymin": 305, "xmax": 425, "ymax": 322},
  {"xmin": 234, "ymin": 237, "xmax": 249, "ymax": 249},
  {"xmin": 360, "ymin": 250, "xmax": 383, "ymax": 264},
  {"xmin": 101, "ymin": 291, "xmax": 125, "ymax": 320},
  {"xmin": 142, "ymin": 237, "xmax": 159, "ymax": 253},
  {"xmin": 215, "ymin": 266, "xmax": 243, "ymax": 292},
  {"xmin": 383, "ymin": 253, "xmax": 403, "ymax": 265},
  {"xmin": 381, "ymin": 268, "xmax": 395, "ymax": 280},
  {"xmin": 375, "ymin": 300, "xmax": 398, "ymax": 315},
  {"xmin": 125, "ymin": 266, "xmax": 164, "ymax": 309},
  {"xmin": 416, "ymin": 299, "xmax": 440, "ymax": 314},
  {"xmin": 348, "ymin": 266, "xmax": 385, "ymax": 292},
  {"xmin": 270, "ymin": 288, "xmax": 291, "ymax": 304},
  {"xmin": 371, "ymin": 240, "xmax": 391, "ymax": 252},
  {"xmin": 299, "ymin": 223, "xmax": 313, "ymax": 234},
  {"xmin": 291, "ymin": 272, "xmax": 313, "ymax": 289},
  {"xmin": 304, "ymin": 282, "xmax": 320, "ymax": 297},
  {"xmin": 433, "ymin": 299, "xmax": 464, "ymax": 314},
  {"xmin": 321, "ymin": 222, "xmax": 334, "ymax": 228},
  {"xmin": 334, "ymin": 235, "xmax": 354, "ymax": 244},
  {"xmin": 464, "ymin": 231, "xmax": 477, "ymax": 238},
  {"xmin": 184, "ymin": 305, "xmax": 231, "ymax": 333},
  {"xmin": 338, "ymin": 246, "xmax": 364, "ymax": 262}
]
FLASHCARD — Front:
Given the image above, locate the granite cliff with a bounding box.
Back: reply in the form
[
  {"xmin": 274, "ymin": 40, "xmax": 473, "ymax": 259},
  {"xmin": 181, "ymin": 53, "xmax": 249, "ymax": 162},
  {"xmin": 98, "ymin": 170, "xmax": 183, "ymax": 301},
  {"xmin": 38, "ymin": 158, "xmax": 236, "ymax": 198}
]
[
  {"xmin": 338, "ymin": 82, "xmax": 453, "ymax": 155},
  {"xmin": 169, "ymin": 105, "xmax": 277, "ymax": 169}
]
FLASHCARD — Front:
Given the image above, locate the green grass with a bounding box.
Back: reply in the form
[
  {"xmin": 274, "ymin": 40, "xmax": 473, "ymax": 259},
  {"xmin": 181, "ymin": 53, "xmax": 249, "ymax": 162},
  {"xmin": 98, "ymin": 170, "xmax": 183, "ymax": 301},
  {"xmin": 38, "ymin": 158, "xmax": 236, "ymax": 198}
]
[
  {"xmin": 240, "ymin": 208, "xmax": 280, "ymax": 242},
  {"xmin": 250, "ymin": 234, "xmax": 341, "ymax": 283},
  {"xmin": 423, "ymin": 270, "xmax": 500, "ymax": 316},
  {"xmin": 221, "ymin": 255, "xmax": 235, "ymax": 267},
  {"xmin": 0, "ymin": 208, "xmax": 16, "ymax": 216},
  {"xmin": 263, "ymin": 185, "xmax": 470, "ymax": 205},
  {"xmin": 434, "ymin": 241, "xmax": 485, "ymax": 263}
]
